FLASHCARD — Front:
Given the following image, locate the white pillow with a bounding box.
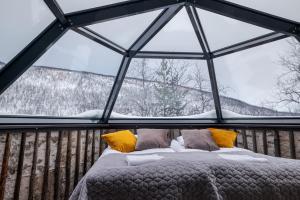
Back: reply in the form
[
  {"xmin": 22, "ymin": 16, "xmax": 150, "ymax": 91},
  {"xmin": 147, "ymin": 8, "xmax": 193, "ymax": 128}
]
[
  {"xmin": 177, "ymin": 136, "xmax": 184, "ymax": 146},
  {"xmin": 170, "ymin": 139, "xmax": 185, "ymax": 152}
]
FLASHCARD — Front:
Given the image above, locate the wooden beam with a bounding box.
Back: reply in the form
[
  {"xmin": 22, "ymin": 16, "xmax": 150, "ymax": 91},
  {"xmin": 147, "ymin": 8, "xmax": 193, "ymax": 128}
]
[
  {"xmin": 74, "ymin": 130, "xmax": 81, "ymax": 186},
  {"xmin": 54, "ymin": 131, "xmax": 63, "ymax": 200},
  {"xmin": 99, "ymin": 129, "xmax": 104, "ymax": 156},
  {"xmin": 64, "ymin": 131, "xmax": 72, "ymax": 200},
  {"xmin": 0, "ymin": 133, "xmax": 11, "ymax": 200},
  {"xmin": 274, "ymin": 130, "xmax": 281, "ymax": 157},
  {"xmin": 41, "ymin": 132, "xmax": 51, "ymax": 200},
  {"xmin": 262, "ymin": 130, "xmax": 268, "ymax": 155},
  {"xmin": 13, "ymin": 132, "xmax": 26, "ymax": 200},
  {"xmin": 242, "ymin": 130, "xmax": 248, "ymax": 149},
  {"xmin": 289, "ymin": 131, "xmax": 296, "ymax": 159},
  {"xmin": 252, "ymin": 130, "xmax": 257, "ymax": 153},
  {"xmin": 28, "ymin": 131, "xmax": 39, "ymax": 200},
  {"xmin": 91, "ymin": 130, "xmax": 95, "ymax": 165},
  {"xmin": 83, "ymin": 130, "xmax": 89, "ymax": 175}
]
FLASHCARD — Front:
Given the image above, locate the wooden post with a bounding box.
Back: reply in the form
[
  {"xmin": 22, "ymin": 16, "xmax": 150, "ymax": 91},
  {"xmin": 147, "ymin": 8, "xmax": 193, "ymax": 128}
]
[
  {"xmin": 28, "ymin": 131, "xmax": 39, "ymax": 200},
  {"xmin": 74, "ymin": 130, "xmax": 81, "ymax": 186},
  {"xmin": 234, "ymin": 129, "xmax": 238, "ymax": 147},
  {"xmin": 91, "ymin": 130, "xmax": 95, "ymax": 165},
  {"xmin": 262, "ymin": 130, "xmax": 268, "ymax": 155},
  {"xmin": 65, "ymin": 131, "xmax": 72, "ymax": 200},
  {"xmin": 13, "ymin": 132, "xmax": 26, "ymax": 200},
  {"xmin": 252, "ymin": 130, "xmax": 257, "ymax": 153},
  {"xmin": 274, "ymin": 130, "xmax": 281, "ymax": 157},
  {"xmin": 54, "ymin": 131, "xmax": 63, "ymax": 200},
  {"xmin": 41, "ymin": 131, "xmax": 51, "ymax": 200},
  {"xmin": 242, "ymin": 130, "xmax": 248, "ymax": 149},
  {"xmin": 0, "ymin": 133, "xmax": 11, "ymax": 200},
  {"xmin": 289, "ymin": 131, "xmax": 296, "ymax": 159},
  {"xmin": 99, "ymin": 129, "xmax": 104, "ymax": 156},
  {"xmin": 83, "ymin": 130, "xmax": 89, "ymax": 175}
]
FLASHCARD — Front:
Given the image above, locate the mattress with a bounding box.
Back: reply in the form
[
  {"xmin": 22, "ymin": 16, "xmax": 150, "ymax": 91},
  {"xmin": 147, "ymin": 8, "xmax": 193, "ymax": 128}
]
[{"xmin": 71, "ymin": 149, "xmax": 300, "ymax": 200}]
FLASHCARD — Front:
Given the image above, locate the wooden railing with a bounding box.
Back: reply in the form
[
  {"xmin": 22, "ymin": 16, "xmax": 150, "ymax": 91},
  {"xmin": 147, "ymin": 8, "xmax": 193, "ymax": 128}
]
[{"xmin": 0, "ymin": 128, "xmax": 299, "ymax": 200}]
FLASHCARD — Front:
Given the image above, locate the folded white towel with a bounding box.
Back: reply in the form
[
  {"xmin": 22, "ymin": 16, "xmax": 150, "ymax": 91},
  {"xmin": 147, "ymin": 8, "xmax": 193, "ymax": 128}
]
[
  {"xmin": 218, "ymin": 154, "xmax": 268, "ymax": 162},
  {"xmin": 126, "ymin": 154, "xmax": 164, "ymax": 166}
]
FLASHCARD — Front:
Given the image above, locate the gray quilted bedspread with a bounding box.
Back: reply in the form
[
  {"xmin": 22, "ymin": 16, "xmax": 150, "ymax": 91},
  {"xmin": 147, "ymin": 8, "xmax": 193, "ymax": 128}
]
[{"xmin": 70, "ymin": 151, "xmax": 300, "ymax": 200}]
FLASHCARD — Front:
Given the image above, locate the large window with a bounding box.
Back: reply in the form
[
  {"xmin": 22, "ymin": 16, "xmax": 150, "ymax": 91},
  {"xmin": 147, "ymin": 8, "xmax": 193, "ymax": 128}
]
[
  {"xmin": 112, "ymin": 58, "xmax": 215, "ymax": 118},
  {"xmin": 87, "ymin": 10, "xmax": 162, "ymax": 49},
  {"xmin": 142, "ymin": 8, "xmax": 203, "ymax": 53},
  {"xmin": 215, "ymin": 38, "xmax": 300, "ymax": 117},
  {"xmin": 226, "ymin": 0, "xmax": 300, "ymax": 23},
  {"xmin": 0, "ymin": 0, "xmax": 55, "ymax": 63},
  {"xmin": 0, "ymin": 30, "xmax": 122, "ymax": 117},
  {"xmin": 56, "ymin": 0, "xmax": 127, "ymax": 13},
  {"xmin": 196, "ymin": 8, "xmax": 271, "ymax": 51}
]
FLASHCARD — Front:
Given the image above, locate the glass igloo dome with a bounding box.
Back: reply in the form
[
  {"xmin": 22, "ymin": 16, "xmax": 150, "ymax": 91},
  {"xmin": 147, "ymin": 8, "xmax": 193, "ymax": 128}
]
[{"xmin": 0, "ymin": 0, "xmax": 299, "ymax": 125}]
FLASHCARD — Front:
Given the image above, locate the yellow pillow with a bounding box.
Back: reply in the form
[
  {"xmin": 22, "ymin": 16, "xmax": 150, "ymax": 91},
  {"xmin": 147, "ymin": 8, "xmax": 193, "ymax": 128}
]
[
  {"xmin": 101, "ymin": 130, "xmax": 137, "ymax": 153},
  {"xmin": 208, "ymin": 128, "xmax": 237, "ymax": 148}
]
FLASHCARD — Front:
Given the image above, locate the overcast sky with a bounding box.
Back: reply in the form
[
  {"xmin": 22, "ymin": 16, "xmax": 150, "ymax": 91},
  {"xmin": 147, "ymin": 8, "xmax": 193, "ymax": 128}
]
[{"xmin": 0, "ymin": 1, "xmax": 299, "ymax": 112}]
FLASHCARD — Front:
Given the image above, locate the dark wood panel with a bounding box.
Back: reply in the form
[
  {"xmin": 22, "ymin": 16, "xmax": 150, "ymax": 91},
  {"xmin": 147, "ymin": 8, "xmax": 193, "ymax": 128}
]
[
  {"xmin": 42, "ymin": 132, "xmax": 51, "ymax": 200},
  {"xmin": 83, "ymin": 130, "xmax": 89, "ymax": 175},
  {"xmin": 289, "ymin": 131, "xmax": 296, "ymax": 159},
  {"xmin": 99, "ymin": 129, "xmax": 104, "ymax": 156},
  {"xmin": 262, "ymin": 130, "xmax": 268, "ymax": 155},
  {"xmin": 74, "ymin": 130, "xmax": 81, "ymax": 186},
  {"xmin": 54, "ymin": 131, "xmax": 63, "ymax": 200},
  {"xmin": 242, "ymin": 130, "xmax": 248, "ymax": 149},
  {"xmin": 234, "ymin": 129, "xmax": 238, "ymax": 147},
  {"xmin": 91, "ymin": 130, "xmax": 95, "ymax": 165},
  {"xmin": 0, "ymin": 133, "xmax": 11, "ymax": 200},
  {"xmin": 274, "ymin": 130, "xmax": 281, "ymax": 157},
  {"xmin": 13, "ymin": 132, "xmax": 26, "ymax": 200},
  {"xmin": 64, "ymin": 131, "xmax": 72, "ymax": 200},
  {"xmin": 252, "ymin": 130, "xmax": 257, "ymax": 153},
  {"xmin": 28, "ymin": 131, "xmax": 39, "ymax": 200}
]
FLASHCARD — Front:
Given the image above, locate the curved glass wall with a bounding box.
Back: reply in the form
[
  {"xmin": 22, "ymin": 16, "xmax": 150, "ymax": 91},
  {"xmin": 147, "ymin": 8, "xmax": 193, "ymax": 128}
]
[
  {"xmin": 215, "ymin": 38, "xmax": 300, "ymax": 117},
  {"xmin": 112, "ymin": 58, "xmax": 215, "ymax": 118},
  {"xmin": 142, "ymin": 8, "xmax": 203, "ymax": 53},
  {"xmin": 226, "ymin": 0, "xmax": 300, "ymax": 23},
  {"xmin": 0, "ymin": 0, "xmax": 55, "ymax": 64},
  {"xmin": 0, "ymin": 30, "xmax": 122, "ymax": 117}
]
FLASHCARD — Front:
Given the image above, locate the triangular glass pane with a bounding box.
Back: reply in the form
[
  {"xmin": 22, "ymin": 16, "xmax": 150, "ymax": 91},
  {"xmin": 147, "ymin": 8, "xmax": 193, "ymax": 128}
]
[
  {"xmin": 0, "ymin": 0, "xmax": 55, "ymax": 63},
  {"xmin": 226, "ymin": 0, "xmax": 300, "ymax": 23},
  {"xmin": 112, "ymin": 58, "xmax": 216, "ymax": 118},
  {"xmin": 142, "ymin": 9, "xmax": 203, "ymax": 52},
  {"xmin": 214, "ymin": 37, "xmax": 300, "ymax": 117},
  {"xmin": 197, "ymin": 8, "xmax": 272, "ymax": 51},
  {"xmin": 0, "ymin": 30, "xmax": 123, "ymax": 117},
  {"xmin": 87, "ymin": 10, "xmax": 162, "ymax": 49},
  {"xmin": 56, "ymin": 0, "xmax": 128, "ymax": 13}
]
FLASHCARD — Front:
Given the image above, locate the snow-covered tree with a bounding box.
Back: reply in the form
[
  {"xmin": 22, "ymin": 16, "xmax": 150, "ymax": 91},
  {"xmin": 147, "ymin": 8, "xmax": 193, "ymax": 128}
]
[
  {"xmin": 192, "ymin": 63, "xmax": 214, "ymax": 113},
  {"xmin": 154, "ymin": 59, "xmax": 190, "ymax": 117},
  {"xmin": 129, "ymin": 59, "xmax": 156, "ymax": 116},
  {"xmin": 276, "ymin": 38, "xmax": 300, "ymax": 113}
]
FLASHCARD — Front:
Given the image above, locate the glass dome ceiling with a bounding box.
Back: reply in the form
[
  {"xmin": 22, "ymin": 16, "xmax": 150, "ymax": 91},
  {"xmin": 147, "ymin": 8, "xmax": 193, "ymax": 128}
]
[{"xmin": 0, "ymin": 0, "xmax": 299, "ymax": 124}]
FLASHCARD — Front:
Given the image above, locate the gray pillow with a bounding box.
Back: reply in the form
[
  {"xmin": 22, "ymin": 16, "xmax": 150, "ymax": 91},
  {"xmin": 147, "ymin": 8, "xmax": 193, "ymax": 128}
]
[
  {"xmin": 181, "ymin": 129, "xmax": 219, "ymax": 151},
  {"xmin": 135, "ymin": 129, "xmax": 171, "ymax": 151}
]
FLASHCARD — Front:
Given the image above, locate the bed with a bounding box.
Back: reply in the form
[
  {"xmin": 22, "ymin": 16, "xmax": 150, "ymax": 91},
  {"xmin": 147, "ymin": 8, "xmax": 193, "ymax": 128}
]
[{"xmin": 70, "ymin": 145, "xmax": 300, "ymax": 200}]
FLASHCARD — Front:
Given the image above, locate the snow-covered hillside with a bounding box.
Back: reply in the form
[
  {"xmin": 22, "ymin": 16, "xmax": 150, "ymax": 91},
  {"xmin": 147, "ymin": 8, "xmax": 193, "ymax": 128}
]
[{"xmin": 0, "ymin": 65, "xmax": 297, "ymax": 118}]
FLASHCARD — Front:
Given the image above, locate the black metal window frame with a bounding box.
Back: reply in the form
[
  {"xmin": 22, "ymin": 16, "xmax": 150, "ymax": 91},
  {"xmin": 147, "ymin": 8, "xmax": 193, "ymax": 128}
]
[{"xmin": 0, "ymin": 0, "xmax": 299, "ymax": 127}]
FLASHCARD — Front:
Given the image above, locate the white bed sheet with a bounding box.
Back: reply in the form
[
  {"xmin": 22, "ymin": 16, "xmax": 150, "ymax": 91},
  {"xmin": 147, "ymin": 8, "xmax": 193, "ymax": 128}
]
[{"xmin": 101, "ymin": 147, "xmax": 175, "ymax": 157}]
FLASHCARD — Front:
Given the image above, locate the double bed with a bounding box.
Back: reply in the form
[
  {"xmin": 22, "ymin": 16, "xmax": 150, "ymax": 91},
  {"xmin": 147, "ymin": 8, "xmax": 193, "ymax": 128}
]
[{"xmin": 71, "ymin": 146, "xmax": 300, "ymax": 200}]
